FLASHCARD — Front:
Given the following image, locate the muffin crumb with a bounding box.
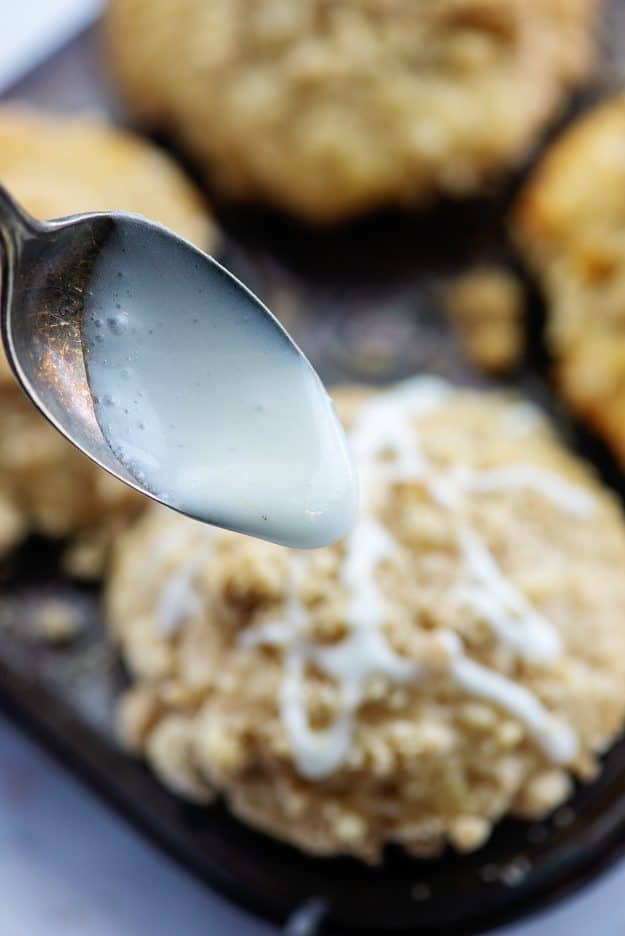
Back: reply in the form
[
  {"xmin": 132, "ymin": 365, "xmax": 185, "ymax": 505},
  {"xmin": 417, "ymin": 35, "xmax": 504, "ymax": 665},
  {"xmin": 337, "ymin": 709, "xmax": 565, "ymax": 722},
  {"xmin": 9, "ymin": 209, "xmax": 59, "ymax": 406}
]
[
  {"xmin": 34, "ymin": 600, "xmax": 83, "ymax": 645},
  {"xmin": 444, "ymin": 268, "xmax": 525, "ymax": 373}
]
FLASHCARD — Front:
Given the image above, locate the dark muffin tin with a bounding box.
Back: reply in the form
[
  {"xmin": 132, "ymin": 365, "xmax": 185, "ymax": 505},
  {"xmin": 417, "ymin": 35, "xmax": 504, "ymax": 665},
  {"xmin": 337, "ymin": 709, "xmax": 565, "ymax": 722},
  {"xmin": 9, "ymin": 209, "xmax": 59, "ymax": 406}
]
[{"xmin": 2, "ymin": 7, "xmax": 625, "ymax": 932}]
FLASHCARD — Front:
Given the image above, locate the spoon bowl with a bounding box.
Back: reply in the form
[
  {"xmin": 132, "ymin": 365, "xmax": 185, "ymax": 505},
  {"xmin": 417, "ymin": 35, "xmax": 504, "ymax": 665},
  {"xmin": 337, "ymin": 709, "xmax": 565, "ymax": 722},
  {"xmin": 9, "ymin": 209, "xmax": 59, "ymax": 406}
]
[{"xmin": 0, "ymin": 186, "xmax": 357, "ymax": 548}]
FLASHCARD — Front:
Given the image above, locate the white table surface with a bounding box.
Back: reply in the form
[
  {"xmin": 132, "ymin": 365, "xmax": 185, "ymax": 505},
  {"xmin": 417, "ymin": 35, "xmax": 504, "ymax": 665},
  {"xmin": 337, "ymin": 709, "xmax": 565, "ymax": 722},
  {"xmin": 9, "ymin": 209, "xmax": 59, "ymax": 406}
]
[
  {"xmin": 1, "ymin": 4, "xmax": 625, "ymax": 934},
  {"xmin": 0, "ymin": 0, "xmax": 102, "ymax": 92}
]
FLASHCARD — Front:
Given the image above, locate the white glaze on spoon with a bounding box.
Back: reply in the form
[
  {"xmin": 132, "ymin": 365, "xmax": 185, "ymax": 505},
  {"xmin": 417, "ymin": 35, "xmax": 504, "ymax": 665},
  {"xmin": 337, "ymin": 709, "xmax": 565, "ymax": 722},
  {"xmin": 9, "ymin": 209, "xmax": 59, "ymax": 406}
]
[{"xmin": 83, "ymin": 223, "xmax": 358, "ymax": 549}]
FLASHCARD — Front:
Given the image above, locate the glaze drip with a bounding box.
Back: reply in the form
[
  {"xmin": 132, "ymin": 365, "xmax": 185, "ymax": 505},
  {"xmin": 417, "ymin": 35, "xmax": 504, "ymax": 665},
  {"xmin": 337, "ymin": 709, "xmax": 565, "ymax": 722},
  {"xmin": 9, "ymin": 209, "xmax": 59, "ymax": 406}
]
[
  {"xmin": 438, "ymin": 630, "xmax": 577, "ymax": 763},
  {"xmin": 454, "ymin": 529, "xmax": 561, "ymax": 664}
]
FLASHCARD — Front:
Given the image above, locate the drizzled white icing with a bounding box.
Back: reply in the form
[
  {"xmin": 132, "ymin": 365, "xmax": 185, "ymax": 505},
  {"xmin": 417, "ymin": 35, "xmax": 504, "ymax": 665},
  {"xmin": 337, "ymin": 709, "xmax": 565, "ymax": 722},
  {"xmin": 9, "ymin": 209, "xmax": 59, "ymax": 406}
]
[
  {"xmin": 280, "ymin": 659, "xmax": 353, "ymax": 780},
  {"xmin": 242, "ymin": 528, "xmax": 420, "ymax": 779},
  {"xmin": 455, "ymin": 529, "xmax": 561, "ymax": 664},
  {"xmin": 241, "ymin": 558, "xmax": 357, "ymax": 778},
  {"xmin": 143, "ymin": 518, "xmax": 211, "ymax": 635},
  {"xmin": 157, "ymin": 566, "xmax": 203, "ymax": 636},
  {"xmin": 456, "ymin": 465, "xmax": 595, "ymax": 516},
  {"xmin": 438, "ymin": 631, "xmax": 577, "ymax": 763},
  {"xmin": 150, "ymin": 378, "xmax": 594, "ymax": 778},
  {"xmin": 499, "ymin": 401, "xmax": 544, "ymax": 436},
  {"xmin": 235, "ymin": 379, "xmax": 593, "ymax": 777}
]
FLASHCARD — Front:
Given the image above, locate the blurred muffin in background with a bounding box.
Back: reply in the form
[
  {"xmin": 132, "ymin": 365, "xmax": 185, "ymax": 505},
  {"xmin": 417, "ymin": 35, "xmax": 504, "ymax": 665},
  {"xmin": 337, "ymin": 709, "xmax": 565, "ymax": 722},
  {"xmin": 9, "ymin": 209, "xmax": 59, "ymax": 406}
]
[
  {"xmin": 109, "ymin": 378, "xmax": 625, "ymax": 861},
  {"xmin": 0, "ymin": 107, "xmax": 216, "ymax": 568},
  {"xmin": 513, "ymin": 96, "xmax": 625, "ymax": 468},
  {"xmin": 107, "ymin": 0, "xmax": 598, "ymax": 223}
]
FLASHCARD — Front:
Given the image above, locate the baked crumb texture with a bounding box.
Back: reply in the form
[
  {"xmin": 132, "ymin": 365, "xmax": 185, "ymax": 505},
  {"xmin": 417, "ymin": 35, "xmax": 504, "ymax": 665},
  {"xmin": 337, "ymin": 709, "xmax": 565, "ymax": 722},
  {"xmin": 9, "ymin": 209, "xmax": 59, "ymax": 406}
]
[
  {"xmin": 443, "ymin": 268, "xmax": 525, "ymax": 374},
  {"xmin": 0, "ymin": 107, "xmax": 216, "ymax": 563},
  {"xmin": 109, "ymin": 378, "xmax": 625, "ymax": 861},
  {"xmin": 107, "ymin": 0, "xmax": 597, "ymax": 222},
  {"xmin": 514, "ymin": 95, "xmax": 625, "ymax": 468},
  {"xmin": 33, "ymin": 599, "xmax": 84, "ymax": 645}
]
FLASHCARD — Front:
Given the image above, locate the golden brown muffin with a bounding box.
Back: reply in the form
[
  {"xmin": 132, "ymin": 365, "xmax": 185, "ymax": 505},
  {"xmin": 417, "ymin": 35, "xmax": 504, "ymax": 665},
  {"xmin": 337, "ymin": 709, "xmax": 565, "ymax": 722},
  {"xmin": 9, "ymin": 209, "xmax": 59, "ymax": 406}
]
[
  {"xmin": 0, "ymin": 107, "xmax": 217, "ymax": 563},
  {"xmin": 108, "ymin": 378, "xmax": 625, "ymax": 861},
  {"xmin": 0, "ymin": 107, "xmax": 215, "ymax": 242},
  {"xmin": 513, "ymin": 95, "xmax": 625, "ymax": 468},
  {"xmin": 106, "ymin": 0, "xmax": 598, "ymax": 223}
]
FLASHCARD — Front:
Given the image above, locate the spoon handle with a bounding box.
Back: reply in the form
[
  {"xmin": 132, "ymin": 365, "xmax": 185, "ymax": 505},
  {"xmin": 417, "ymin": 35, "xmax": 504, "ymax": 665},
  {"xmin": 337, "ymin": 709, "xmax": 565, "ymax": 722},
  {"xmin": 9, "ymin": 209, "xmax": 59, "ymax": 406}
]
[
  {"xmin": 0, "ymin": 186, "xmax": 20, "ymax": 337},
  {"xmin": 0, "ymin": 186, "xmax": 42, "ymax": 336},
  {"xmin": 0, "ymin": 185, "xmax": 37, "ymax": 248}
]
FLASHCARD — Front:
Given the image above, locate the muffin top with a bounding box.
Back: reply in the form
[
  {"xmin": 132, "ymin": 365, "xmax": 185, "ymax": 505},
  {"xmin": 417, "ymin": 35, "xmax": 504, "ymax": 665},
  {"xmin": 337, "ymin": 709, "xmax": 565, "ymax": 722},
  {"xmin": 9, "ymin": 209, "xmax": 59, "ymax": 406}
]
[
  {"xmin": 0, "ymin": 106, "xmax": 216, "ymax": 392},
  {"xmin": 109, "ymin": 378, "xmax": 625, "ymax": 860},
  {"xmin": 107, "ymin": 0, "xmax": 597, "ymax": 222},
  {"xmin": 514, "ymin": 94, "xmax": 625, "ymax": 467}
]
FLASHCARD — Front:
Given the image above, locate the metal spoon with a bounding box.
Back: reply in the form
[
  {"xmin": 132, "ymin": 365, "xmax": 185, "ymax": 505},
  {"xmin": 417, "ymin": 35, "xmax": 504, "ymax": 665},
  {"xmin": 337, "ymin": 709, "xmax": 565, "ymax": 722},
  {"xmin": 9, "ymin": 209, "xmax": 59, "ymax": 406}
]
[{"xmin": 0, "ymin": 185, "xmax": 356, "ymax": 546}]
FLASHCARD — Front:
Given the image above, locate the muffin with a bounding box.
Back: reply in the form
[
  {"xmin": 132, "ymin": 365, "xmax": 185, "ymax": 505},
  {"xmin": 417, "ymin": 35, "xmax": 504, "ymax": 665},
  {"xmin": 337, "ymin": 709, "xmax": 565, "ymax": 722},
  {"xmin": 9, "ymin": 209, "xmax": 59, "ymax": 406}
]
[
  {"xmin": 513, "ymin": 95, "xmax": 625, "ymax": 468},
  {"xmin": 0, "ymin": 107, "xmax": 216, "ymax": 563},
  {"xmin": 107, "ymin": 0, "xmax": 598, "ymax": 223},
  {"xmin": 108, "ymin": 377, "xmax": 625, "ymax": 861}
]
